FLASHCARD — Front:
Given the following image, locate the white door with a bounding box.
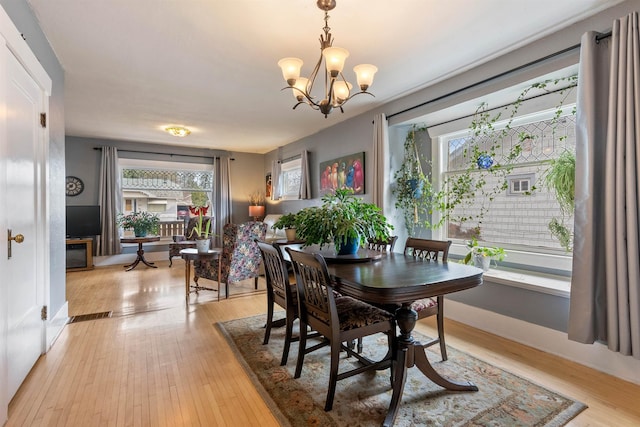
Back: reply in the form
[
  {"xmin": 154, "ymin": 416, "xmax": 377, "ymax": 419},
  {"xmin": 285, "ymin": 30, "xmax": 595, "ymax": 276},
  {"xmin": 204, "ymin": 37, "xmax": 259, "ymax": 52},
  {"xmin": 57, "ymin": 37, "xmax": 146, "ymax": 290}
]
[{"xmin": 4, "ymin": 49, "xmax": 45, "ymax": 400}]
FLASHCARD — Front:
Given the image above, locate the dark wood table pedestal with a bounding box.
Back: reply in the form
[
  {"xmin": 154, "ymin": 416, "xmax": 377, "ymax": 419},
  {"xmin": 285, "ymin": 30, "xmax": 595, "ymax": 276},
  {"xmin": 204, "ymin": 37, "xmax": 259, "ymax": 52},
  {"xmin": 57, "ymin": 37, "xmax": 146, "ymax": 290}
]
[
  {"xmin": 120, "ymin": 237, "xmax": 160, "ymax": 271},
  {"xmin": 383, "ymin": 303, "xmax": 478, "ymax": 427}
]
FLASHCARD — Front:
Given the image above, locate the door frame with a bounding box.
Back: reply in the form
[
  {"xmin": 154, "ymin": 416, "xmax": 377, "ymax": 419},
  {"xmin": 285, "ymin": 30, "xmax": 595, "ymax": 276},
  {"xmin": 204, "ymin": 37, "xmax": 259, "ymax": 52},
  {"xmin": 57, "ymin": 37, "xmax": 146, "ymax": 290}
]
[{"xmin": 0, "ymin": 5, "xmax": 52, "ymax": 424}]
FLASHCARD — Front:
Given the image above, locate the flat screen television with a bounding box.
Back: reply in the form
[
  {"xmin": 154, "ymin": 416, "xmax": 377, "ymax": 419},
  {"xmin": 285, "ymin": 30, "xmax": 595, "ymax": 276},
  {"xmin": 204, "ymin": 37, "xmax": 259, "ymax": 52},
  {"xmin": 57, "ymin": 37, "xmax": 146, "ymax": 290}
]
[{"xmin": 66, "ymin": 205, "xmax": 101, "ymax": 238}]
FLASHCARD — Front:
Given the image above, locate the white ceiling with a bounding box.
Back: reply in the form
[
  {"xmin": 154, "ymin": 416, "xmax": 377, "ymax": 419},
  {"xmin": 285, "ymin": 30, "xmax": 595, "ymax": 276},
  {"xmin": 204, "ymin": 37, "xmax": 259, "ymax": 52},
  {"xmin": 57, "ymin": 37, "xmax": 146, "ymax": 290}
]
[{"xmin": 27, "ymin": 0, "xmax": 622, "ymax": 154}]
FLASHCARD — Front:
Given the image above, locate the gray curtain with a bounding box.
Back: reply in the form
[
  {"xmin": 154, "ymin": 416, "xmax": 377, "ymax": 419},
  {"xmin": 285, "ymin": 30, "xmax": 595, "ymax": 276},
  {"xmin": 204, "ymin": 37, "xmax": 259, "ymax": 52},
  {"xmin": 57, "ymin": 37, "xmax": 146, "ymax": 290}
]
[
  {"xmin": 97, "ymin": 146, "xmax": 121, "ymax": 255},
  {"xmin": 569, "ymin": 12, "xmax": 640, "ymax": 359},
  {"xmin": 214, "ymin": 156, "xmax": 232, "ymax": 247},
  {"xmin": 299, "ymin": 150, "xmax": 311, "ymax": 199},
  {"xmin": 372, "ymin": 113, "xmax": 388, "ymax": 209}
]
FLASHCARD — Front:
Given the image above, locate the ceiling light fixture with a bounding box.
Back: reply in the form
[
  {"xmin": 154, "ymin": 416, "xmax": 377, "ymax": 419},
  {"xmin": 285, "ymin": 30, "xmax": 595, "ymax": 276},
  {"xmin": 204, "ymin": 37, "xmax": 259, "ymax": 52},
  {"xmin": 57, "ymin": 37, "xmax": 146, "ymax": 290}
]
[
  {"xmin": 278, "ymin": 0, "xmax": 377, "ymax": 118},
  {"xmin": 165, "ymin": 126, "xmax": 191, "ymax": 137}
]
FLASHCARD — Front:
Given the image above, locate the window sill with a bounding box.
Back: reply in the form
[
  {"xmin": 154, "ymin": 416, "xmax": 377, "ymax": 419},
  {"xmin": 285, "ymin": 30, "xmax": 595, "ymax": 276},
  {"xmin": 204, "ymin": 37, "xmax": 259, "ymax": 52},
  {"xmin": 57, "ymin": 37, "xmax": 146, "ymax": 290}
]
[{"xmin": 481, "ymin": 267, "xmax": 571, "ymax": 298}]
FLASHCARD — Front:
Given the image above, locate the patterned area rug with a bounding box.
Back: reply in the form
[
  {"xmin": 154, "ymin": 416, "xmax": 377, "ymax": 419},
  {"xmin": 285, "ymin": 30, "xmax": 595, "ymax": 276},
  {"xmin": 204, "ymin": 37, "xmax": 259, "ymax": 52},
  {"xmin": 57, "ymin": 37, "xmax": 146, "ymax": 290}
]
[{"xmin": 217, "ymin": 314, "xmax": 587, "ymax": 427}]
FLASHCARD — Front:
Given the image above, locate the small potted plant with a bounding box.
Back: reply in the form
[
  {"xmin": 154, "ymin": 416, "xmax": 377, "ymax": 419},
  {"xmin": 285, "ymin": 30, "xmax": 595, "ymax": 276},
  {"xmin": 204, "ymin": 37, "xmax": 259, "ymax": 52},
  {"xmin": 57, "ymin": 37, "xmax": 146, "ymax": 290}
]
[
  {"xmin": 462, "ymin": 237, "xmax": 506, "ymax": 271},
  {"xmin": 188, "ymin": 205, "xmax": 213, "ymax": 252},
  {"xmin": 295, "ymin": 188, "xmax": 393, "ymax": 254},
  {"xmin": 272, "ymin": 213, "xmax": 298, "ymax": 242},
  {"xmin": 116, "ymin": 211, "xmax": 160, "ymax": 237}
]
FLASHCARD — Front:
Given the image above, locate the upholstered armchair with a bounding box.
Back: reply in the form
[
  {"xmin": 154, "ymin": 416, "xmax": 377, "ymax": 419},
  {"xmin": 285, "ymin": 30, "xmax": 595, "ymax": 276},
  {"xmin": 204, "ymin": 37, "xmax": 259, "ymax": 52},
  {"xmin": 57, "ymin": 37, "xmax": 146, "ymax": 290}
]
[
  {"xmin": 168, "ymin": 216, "xmax": 212, "ymax": 267},
  {"xmin": 193, "ymin": 221, "xmax": 266, "ymax": 299}
]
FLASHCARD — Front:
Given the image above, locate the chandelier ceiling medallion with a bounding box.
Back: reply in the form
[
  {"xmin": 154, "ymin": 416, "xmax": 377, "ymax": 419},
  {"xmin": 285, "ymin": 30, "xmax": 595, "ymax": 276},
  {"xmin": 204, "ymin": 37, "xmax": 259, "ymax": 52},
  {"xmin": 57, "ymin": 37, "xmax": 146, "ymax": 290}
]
[{"xmin": 278, "ymin": 0, "xmax": 377, "ymax": 118}]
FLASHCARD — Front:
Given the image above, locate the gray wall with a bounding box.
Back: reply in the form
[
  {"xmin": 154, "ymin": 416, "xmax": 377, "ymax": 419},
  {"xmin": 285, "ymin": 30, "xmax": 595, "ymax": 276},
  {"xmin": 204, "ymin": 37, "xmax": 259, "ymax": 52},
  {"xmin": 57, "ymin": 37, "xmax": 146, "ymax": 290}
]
[
  {"xmin": 1, "ymin": 0, "xmax": 66, "ymax": 317},
  {"xmin": 263, "ymin": 0, "xmax": 640, "ymax": 334}
]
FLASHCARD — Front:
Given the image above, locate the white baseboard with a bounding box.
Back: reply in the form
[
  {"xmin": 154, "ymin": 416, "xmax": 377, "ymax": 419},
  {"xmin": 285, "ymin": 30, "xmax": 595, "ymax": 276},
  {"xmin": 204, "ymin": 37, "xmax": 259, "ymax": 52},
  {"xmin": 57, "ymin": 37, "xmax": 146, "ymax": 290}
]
[
  {"xmin": 446, "ymin": 300, "xmax": 640, "ymax": 385},
  {"xmin": 46, "ymin": 301, "xmax": 68, "ymax": 350}
]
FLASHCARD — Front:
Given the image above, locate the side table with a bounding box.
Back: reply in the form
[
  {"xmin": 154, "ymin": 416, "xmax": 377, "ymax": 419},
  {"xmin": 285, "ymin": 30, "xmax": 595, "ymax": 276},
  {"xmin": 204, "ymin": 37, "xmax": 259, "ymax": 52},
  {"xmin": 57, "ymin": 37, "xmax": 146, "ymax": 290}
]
[
  {"xmin": 180, "ymin": 248, "xmax": 222, "ymax": 303},
  {"xmin": 120, "ymin": 236, "xmax": 161, "ymax": 271}
]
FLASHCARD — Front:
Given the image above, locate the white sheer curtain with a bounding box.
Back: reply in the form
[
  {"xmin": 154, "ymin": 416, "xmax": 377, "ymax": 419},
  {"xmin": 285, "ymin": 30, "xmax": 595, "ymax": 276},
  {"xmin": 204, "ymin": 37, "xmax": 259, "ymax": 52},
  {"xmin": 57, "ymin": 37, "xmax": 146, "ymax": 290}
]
[
  {"xmin": 372, "ymin": 113, "xmax": 388, "ymax": 209},
  {"xmin": 299, "ymin": 150, "xmax": 311, "ymax": 199},
  {"xmin": 97, "ymin": 146, "xmax": 121, "ymax": 255},
  {"xmin": 214, "ymin": 156, "xmax": 232, "ymax": 247},
  {"xmin": 271, "ymin": 159, "xmax": 281, "ymax": 201},
  {"xmin": 569, "ymin": 12, "xmax": 640, "ymax": 358}
]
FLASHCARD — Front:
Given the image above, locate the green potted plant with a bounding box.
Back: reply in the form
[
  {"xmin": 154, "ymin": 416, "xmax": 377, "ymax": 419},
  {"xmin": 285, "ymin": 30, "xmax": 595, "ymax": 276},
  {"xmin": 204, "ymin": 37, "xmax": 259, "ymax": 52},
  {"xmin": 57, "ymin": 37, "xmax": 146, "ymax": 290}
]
[
  {"xmin": 462, "ymin": 237, "xmax": 506, "ymax": 271},
  {"xmin": 188, "ymin": 205, "xmax": 213, "ymax": 252},
  {"xmin": 392, "ymin": 125, "xmax": 435, "ymax": 236},
  {"xmin": 294, "ymin": 188, "xmax": 393, "ymax": 254},
  {"xmin": 542, "ymin": 150, "xmax": 575, "ymax": 251},
  {"xmin": 116, "ymin": 211, "xmax": 160, "ymax": 237},
  {"xmin": 272, "ymin": 212, "xmax": 298, "ymax": 241}
]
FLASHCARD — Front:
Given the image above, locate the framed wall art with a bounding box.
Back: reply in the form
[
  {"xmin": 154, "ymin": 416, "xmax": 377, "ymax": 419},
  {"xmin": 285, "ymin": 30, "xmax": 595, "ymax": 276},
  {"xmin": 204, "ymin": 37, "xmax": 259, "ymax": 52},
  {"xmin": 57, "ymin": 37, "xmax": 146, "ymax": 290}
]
[{"xmin": 319, "ymin": 152, "xmax": 365, "ymax": 195}]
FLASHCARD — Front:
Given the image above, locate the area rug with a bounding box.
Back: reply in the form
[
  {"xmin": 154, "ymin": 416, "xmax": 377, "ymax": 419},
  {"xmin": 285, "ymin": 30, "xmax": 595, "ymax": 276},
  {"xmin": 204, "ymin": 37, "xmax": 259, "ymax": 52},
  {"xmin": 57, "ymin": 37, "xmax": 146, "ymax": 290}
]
[{"xmin": 217, "ymin": 314, "xmax": 587, "ymax": 427}]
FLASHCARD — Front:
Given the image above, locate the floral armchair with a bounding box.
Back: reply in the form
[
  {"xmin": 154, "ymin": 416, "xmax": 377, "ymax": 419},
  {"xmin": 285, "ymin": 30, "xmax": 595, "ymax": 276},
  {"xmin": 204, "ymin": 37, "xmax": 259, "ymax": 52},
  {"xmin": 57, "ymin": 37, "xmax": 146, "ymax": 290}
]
[
  {"xmin": 193, "ymin": 221, "xmax": 266, "ymax": 299},
  {"xmin": 168, "ymin": 216, "xmax": 213, "ymax": 267}
]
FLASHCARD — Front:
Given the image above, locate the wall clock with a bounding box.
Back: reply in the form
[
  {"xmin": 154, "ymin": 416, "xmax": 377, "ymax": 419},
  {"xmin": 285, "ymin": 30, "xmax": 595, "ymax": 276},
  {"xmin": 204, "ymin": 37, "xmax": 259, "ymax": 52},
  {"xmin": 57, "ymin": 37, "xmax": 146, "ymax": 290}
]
[{"xmin": 65, "ymin": 176, "xmax": 84, "ymax": 196}]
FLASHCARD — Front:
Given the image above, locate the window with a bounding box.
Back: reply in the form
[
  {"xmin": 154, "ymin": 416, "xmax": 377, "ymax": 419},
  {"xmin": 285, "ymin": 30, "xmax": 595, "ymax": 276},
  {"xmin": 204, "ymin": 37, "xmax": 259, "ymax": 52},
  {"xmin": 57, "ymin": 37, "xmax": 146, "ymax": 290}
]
[
  {"xmin": 279, "ymin": 157, "xmax": 302, "ymax": 200},
  {"xmin": 119, "ymin": 159, "xmax": 214, "ymax": 223},
  {"xmin": 433, "ymin": 107, "xmax": 576, "ymax": 272},
  {"xmin": 507, "ymin": 174, "xmax": 535, "ymax": 195}
]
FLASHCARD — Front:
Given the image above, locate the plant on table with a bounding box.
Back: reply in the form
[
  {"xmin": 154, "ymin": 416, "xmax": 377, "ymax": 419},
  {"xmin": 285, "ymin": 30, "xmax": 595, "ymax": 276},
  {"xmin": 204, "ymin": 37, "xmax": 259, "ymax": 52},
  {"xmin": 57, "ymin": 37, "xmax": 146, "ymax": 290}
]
[
  {"xmin": 117, "ymin": 211, "xmax": 160, "ymax": 237},
  {"xmin": 294, "ymin": 188, "xmax": 393, "ymax": 254},
  {"xmin": 272, "ymin": 212, "xmax": 298, "ymax": 241},
  {"xmin": 188, "ymin": 205, "xmax": 212, "ymax": 239}
]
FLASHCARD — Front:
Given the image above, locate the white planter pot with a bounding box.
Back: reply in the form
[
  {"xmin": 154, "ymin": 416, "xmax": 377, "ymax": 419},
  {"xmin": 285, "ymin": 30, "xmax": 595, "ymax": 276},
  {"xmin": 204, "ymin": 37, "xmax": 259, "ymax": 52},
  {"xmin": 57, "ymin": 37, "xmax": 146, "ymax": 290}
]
[
  {"xmin": 473, "ymin": 254, "xmax": 491, "ymax": 271},
  {"xmin": 196, "ymin": 238, "xmax": 211, "ymax": 253}
]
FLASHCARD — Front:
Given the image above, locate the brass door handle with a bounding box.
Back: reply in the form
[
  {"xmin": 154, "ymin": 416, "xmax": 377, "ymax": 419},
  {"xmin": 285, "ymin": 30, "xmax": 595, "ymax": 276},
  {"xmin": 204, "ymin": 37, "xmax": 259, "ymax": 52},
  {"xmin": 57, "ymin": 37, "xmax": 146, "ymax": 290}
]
[{"xmin": 7, "ymin": 229, "xmax": 24, "ymax": 259}]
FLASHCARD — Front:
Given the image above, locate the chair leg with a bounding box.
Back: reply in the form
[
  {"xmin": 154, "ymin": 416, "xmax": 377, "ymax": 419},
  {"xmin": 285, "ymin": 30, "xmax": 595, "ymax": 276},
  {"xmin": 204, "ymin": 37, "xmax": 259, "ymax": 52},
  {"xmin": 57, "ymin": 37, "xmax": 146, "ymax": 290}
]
[
  {"xmin": 324, "ymin": 338, "xmax": 341, "ymax": 411},
  {"xmin": 169, "ymin": 256, "xmax": 173, "ymax": 267},
  {"xmin": 263, "ymin": 298, "xmax": 274, "ymax": 345},
  {"xmin": 254, "ymin": 276, "xmax": 258, "ymax": 289},
  {"xmin": 281, "ymin": 311, "xmax": 295, "ymax": 366},
  {"xmin": 294, "ymin": 321, "xmax": 308, "ymax": 379},
  {"xmin": 436, "ymin": 296, "xmax": 447, "ymax": 361}
]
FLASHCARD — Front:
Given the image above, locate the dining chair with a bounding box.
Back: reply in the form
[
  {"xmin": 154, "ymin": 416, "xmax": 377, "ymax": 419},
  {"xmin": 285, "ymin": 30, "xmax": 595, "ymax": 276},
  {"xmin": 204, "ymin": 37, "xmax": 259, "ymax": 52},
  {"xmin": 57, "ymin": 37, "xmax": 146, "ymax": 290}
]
[
  {"xmin": 256, "ymin": 240, "xmax": 300, "ymax": 366},
  {"xmin": 285, "ymin": 247, "xmax": 395, "ymax": 411},
  {"xmin": 367, "ymin": 235, "xmax": 398, "ymax": 252},
  {"xmin": 403, "ymin": 237, "xmax": 452, "ymax": 361}
]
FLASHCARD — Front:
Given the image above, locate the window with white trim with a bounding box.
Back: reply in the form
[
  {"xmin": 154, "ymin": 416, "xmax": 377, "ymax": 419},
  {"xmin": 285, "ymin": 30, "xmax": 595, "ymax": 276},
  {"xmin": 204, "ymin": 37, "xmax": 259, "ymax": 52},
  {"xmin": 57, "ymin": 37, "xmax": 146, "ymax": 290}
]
[{"xmin": 279, "ymin": 157, "xmax": 302, "ymax": 200}]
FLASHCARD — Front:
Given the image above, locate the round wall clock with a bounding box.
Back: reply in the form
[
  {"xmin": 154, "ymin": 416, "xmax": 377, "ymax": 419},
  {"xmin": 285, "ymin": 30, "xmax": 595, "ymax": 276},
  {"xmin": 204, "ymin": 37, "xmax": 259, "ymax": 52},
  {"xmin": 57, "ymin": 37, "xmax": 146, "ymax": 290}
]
[{"xmin": 65, "ymin": 176, "xmax": 84, "ymax": 196}]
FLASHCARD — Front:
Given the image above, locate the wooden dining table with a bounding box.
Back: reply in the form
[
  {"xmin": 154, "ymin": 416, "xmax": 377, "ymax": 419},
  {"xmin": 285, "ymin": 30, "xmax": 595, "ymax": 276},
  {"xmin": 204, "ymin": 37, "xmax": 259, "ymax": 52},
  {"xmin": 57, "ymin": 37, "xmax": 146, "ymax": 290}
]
[{"xmin": 326, "ymin": 252, "xmax": 484, "ymax": 427}]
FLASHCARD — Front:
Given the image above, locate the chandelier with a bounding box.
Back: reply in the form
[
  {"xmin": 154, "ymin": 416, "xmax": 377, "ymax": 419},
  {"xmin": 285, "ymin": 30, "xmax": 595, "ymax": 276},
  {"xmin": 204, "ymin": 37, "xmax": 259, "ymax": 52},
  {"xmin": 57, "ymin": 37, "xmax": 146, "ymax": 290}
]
[{"xmin": 277, "ymin": 0, "xmax": 377, "ymax": 118}]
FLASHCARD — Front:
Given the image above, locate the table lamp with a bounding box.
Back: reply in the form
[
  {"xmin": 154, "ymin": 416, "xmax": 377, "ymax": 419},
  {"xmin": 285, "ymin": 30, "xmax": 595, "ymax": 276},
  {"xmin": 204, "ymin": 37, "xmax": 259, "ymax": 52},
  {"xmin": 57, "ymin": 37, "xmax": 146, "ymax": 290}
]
[{"xmin": 249, "ymin": 205, "xmax": 265, "ymax": 221}]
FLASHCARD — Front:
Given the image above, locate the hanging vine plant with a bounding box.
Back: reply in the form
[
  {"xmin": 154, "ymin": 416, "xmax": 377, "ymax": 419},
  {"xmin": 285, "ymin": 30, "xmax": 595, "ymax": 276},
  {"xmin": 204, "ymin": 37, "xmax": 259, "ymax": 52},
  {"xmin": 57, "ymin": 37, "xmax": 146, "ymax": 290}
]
[
  {"xmin": 392, "ymin": 125, "xmax": 434, "ymax": 236},
  {"xmin": 542, "ymin": 150, "xmax": 575, "ymax": 251},
  {"xmin": 392, "ymin": 74, "xmax": 579, "ymax": 249}
]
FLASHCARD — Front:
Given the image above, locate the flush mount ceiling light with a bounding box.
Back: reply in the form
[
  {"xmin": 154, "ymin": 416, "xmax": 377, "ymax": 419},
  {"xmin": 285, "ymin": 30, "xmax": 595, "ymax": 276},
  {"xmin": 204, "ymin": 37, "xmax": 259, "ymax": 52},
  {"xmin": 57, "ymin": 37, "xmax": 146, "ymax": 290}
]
[
  {"xmin": 278, "ymin": 0, "xmax": 377, "ymax": 118},
  {"xmin": 165, "ymin": 126, "xmax": 191, "ymax": 137}
]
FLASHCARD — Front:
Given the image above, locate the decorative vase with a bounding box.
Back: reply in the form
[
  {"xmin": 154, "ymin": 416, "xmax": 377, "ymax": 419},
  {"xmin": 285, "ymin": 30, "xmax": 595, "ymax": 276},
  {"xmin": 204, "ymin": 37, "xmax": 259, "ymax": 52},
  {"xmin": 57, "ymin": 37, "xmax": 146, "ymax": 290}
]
[
  {"xmin": 134, "ymin": 228, "xmax": 147, "ymax": 238},
  {"xmin": 196, "ymin": 238, "xmax": 211, "ymax": 253},
  {"xmin": 473, "ymin": 254, "xmax": 491, "ymax": 271},
  {"xmin": 408, "ymin": 178, "xmax": 423, "ymax": 199},
  {"xmin": 285, "ymin": 228, "xmax": 297, "ymax": 242},
  {"xmin": 337, "ymin": 236, "xmax": 359, "ymax": 255}
]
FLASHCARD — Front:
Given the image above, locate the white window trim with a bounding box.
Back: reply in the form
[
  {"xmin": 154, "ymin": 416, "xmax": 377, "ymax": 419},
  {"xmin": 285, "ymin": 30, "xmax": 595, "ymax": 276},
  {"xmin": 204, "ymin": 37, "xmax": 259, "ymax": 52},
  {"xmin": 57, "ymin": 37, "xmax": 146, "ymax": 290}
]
[{"xmin": 279, "ymin": 157, "xmax": 302, "ymax": 200}]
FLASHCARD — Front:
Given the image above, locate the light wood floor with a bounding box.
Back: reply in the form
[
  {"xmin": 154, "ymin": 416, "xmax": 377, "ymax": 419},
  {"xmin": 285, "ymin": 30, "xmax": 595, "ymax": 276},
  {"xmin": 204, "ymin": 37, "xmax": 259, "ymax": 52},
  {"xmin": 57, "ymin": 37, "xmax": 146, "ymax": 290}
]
[{"xmin": 7, "ymin": 258, "xmax": 640, "ymax": 426}]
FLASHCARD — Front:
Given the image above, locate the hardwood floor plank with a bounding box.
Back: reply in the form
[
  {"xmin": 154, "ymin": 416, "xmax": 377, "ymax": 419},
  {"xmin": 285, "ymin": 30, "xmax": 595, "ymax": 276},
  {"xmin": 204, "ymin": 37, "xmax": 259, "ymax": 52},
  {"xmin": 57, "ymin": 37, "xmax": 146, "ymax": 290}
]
[{"xmin": 5, "ymin": 260, "xmax": 640, "ymax": 426}]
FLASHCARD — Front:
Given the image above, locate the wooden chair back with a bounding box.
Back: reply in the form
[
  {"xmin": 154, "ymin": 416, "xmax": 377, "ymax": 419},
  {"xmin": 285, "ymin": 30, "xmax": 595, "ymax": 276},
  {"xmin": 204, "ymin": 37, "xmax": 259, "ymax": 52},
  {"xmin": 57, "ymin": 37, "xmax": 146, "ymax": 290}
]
[
  {"xmin": 367, "ymin": 235, "xmax": 398, "ymax": 252},
  {"xmin": 404, "ymin": 237, "xmax": 452, "ymax": 261}
]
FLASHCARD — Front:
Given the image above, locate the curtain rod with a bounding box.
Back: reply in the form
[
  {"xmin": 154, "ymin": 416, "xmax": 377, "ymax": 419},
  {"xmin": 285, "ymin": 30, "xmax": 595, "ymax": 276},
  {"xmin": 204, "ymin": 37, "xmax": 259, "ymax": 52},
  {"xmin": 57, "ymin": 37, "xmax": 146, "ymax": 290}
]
[
  {"xmin": 386, "ymin": 31, "xmax": 612, "ymax": 121},
  {"xmin": 93, "ymin": 147, "xmax": 218, "ymax": 160}
]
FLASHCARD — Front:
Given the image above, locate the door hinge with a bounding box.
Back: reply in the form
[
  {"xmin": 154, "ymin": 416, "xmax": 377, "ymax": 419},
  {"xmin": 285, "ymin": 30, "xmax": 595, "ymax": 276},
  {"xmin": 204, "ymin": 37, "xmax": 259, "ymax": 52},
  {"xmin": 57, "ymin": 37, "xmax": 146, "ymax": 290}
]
[
  {"xmin": 40, "ymin": 113, "xmax": 46, "ymax": 128},
  {"xmin": 41, "ymin": 305, "xmax": 48, "ymax": 320}
]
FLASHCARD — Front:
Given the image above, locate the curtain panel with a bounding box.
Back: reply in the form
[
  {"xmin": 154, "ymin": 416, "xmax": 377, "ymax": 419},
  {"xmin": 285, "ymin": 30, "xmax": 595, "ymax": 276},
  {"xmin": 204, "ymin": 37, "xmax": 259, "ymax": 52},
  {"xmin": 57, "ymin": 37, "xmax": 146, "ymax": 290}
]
[
  {"xmin": 372, "ymin": 113, "xmax": 388, "ymax": 209},
  {"xmin": 97, "ymin": 146, "xmax": 122, "ymax": 256},
  {"xmin": 214, "ymin": 156, "xmax": 232, "ymax": 247},
  {"xmin": 569, "ymin": 12, "xmax": 640, "ymax": 359}
]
